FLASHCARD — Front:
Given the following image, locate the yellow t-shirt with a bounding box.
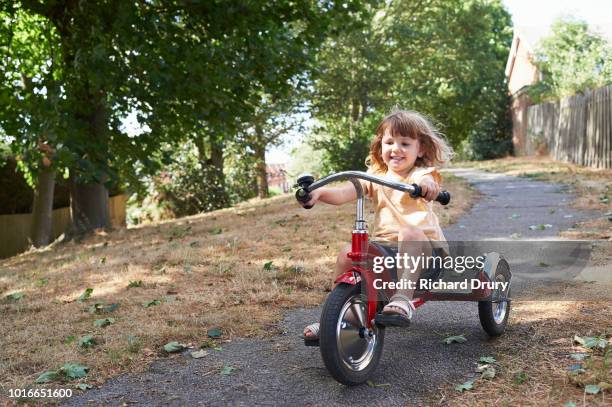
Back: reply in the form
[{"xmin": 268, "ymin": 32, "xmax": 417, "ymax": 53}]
[{"xmin": 360, "ymin": 166, "xmax": 446, "ymax": 243}]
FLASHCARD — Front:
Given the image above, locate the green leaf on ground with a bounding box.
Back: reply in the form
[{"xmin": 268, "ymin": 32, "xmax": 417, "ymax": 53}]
[
  {"xmin": 35, "ymin": 279, "xmax": 48, "ymax": 287},
  {"xmin": 60, "ymin": 363, "xmax": 88, "ymax": 379},
  {"xmin": 78, "ymin": 335, "xmax": 96, "ymax": 348},
  {"xmin": 573, "ymin": 335, "xmax": 607, "ymax": 349},
  {"xmin": 570, "ymin": 353, "xmax": 588, "ymax": 361},
  {"xmin": 281, "ymin": 246, "xmax": 292, "ymax": 252},
  {"xmin": 585, "ymin": 384, "xmax": 600, "ymax": 394},
  {"xmin": 455, "ymin": 380, "xmax": 474, "ymax": 392},
  {"xmin": 88, "ymin": 303, "xmax": 105, "ymax": 314},
  {"xmin": 220, "ymin": 366, "xmax": 236, "ymax": 375},
  {"xmin": 191, "ymin": 350, "xmax": 208, "ymax": 359},
  {"xmin": 77, "ymin": 288, "xmax": 93, "ymax": 302},
  {"xmin": 6, "ymin": 292, "xmax": 24, "ymax": 301},
  {"xmin": 481, "ymin": 366, "xmax": 496, "ymax": 379},
  {"xmin": 479, "ymin": 356, "xmax": 496, "ymax": 364},
  {"xmin": 509, "ymin": 213, "xmax": 521, "ymax": 219},
  {"xmin": 263, "ymin": 261, "xmax": 274, "ymax": 271},
  {"xmin": 163, "ymin": 341, "xmax": 186, "ymax": 353},
  {"xmin": 75, "ymin": 383, "xmax": 93, "ymax": 391},
  {"xmin": 143, "ymin": 299, "xmax": 161, "ymax": 308},
  {"xmin": 65, "ymin": 335, "xmax": 76, "ymax": 344},
  {"xmin": 36, "ymin": 370, "xmax": 59, "ymax": 383},
  {"xmin": 443, "ymin": 334, "xmax": 467, "ymax": 344},
  {"xmin": 104, "ymin": 303, "xmax": 118, "ymax": 313},
  {"xmin": 563, "ymin": 402, "xmax": 577, "ymax": 407},
  {"xmin": 208, "ymin": 227, "xmax": 223, "ymax": 235},
  {"xmin": 127, "ymin": 280, "xmax": 143, "ymax": 288},
  {"xmin": 567, "ymin": 364, "xmax": 583, "ymax": 372},
  {"xmin": 366, "ymin": 380, "xmax": 391, "ymax": 388},
  {"xmin": 509, "ymin": 233, "xmax": 522, "ymax": 239},
  {"xmin": 93, "ymin": 317, "xmax": 115, "ymax": 328},
  {"xmin": 207, "ymin": 328, "xmax": 222, "ymax": 338},
  {"xmin": 529, "ymin": 224, "xmax": 552, "ymax": 231}
]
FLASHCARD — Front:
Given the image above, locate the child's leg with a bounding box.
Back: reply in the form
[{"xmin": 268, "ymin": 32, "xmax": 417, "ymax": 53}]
[
  {"xmin": 304, "ymin": 243, "xmax": 352, "ymax": 338},
  {"xmin": 383, "ymin": 226, "xmax": 432, "ymax": 314}
]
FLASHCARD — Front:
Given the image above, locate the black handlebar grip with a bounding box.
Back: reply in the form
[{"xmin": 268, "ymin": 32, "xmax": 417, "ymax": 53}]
[
  {"xmin": 295, "ymin": 188, "xmax": 313, "ymax": 209},
  {"xmin": 410, "ymin": 184, "xmax": 451, "ymax": 205}
]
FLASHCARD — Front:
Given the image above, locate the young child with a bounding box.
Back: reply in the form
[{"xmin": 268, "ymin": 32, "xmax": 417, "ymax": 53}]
[{"xmin": 300, "ymin": 109, "xmax": 453, "ymax": 339}]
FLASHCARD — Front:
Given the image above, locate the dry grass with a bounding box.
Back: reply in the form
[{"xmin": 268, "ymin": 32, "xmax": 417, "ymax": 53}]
[
  {"xmin": 433, "ymin": 296, "xmax": 611, "ymax": 407},
  {"xmin": 0, "ymin": 174, "xmax": 474, "ymax": 403},
  {"xmin": 433, "ymin": 157, "xmax": 612, "ymax": 406}
]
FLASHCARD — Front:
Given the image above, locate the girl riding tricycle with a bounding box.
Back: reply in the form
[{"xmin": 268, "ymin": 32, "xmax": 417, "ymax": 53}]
[{"xmin": 294, "ymin": 110, "xmax": 511, "ymax": 385}]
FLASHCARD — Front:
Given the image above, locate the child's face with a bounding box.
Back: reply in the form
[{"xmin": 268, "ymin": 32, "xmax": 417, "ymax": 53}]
[{"xmin": 381, "ymin": 129, "xmax": 423, "ymax": 175}]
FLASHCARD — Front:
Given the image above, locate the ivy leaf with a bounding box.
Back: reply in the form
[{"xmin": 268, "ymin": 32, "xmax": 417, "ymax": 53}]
[
  {"xmin": 78, "ymin": 335, "xmax": 96, "ymax": 348},
  {"xmin": 443, "ymin": 335, "xmax": 467, "ymax": 344},
  {"xmin": 6, "ymin": 292, "xmax": 24, "ymax": 301},
  {"xmin": 77, "ymin": 288, "xmax": 93, "ymax": 303},
  {"xmin": 93, "ymin": 317, "xmax": 115, "ymax": 328},
  {"xmin": 36, "ymin": 370, "xmax": 59, "ymax": 383},
  {"xmin": 454, "ymin": 380, "xmax": 474, "ymax": 392},
  {"xmin": 479, "ymin": 356, "xmax": 496, "ymax": 364},
  {"xmin": 220, "ymin": 365, "xmax": 236, "ymax": 375},
  {"xmin": 584, "ymin": 384, "xmax": 600, "ymax": 394},
  {"xmin": 207, "ymin": 328, "xmax": 222, "ymax": 338},
  {"xmin": 60, "ymin": 363, "xmax": 88, "ymax": 379},
  {"xmin": 163, "ymin": 341, "xmax": 186, "ymax": 353}
]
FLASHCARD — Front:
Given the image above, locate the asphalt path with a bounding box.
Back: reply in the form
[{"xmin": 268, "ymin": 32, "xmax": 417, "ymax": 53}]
[{"xmin": 63, "ymin": 169, "xmax": 595, "ymax": 407}]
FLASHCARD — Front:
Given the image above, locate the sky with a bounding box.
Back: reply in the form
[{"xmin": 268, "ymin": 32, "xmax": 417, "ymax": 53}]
[{"xmin": 266, "ymin": 0, "xmax": 612, "ymax": 164}]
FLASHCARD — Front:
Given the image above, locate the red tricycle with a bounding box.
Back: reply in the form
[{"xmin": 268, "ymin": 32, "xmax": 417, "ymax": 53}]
[{"xmin": 295, "ymin": 171, "xmax": 511, "ymax": 386}]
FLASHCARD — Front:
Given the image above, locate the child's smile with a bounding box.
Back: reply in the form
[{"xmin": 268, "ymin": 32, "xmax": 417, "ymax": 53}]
[{"xmin": 381, "ymin": 129, "xmax": 423, "ymax": 177}]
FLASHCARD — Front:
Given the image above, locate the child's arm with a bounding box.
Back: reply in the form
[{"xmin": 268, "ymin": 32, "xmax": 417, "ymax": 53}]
[{"xmin": 299, "ymin": 182, "xmax": 357, "ymax": 208}]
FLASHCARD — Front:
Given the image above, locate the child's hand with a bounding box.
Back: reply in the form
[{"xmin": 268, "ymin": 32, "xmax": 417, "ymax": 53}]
[
  {"xmin": 299, "ymin": 189, "xmax": 322, "ymax": 208},
  {"xmin": 418, "ymin": 178, "xmax": 441, "ymax": 201}
]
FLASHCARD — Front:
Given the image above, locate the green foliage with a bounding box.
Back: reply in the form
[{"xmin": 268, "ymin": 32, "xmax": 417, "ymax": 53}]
[
  {"xmin": 459, "ymin": 89, "xmax": 513, "ymax": 160},
  {"xmin": 311, "ymin": 0, "xmax": 513, "ymax": 169},
  {"xmin": 529, "ymin": 17, "xmax": 612, "ymax": 102}
]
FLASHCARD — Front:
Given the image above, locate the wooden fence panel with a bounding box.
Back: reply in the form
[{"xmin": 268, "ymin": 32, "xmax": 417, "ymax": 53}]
[
  {"xmin": 525, "ymin": 84, "xmax": 612, "ymax": 168},
  {"xmin": 0, "ymin": 194, "xmax": 127, "ymax": 259}
]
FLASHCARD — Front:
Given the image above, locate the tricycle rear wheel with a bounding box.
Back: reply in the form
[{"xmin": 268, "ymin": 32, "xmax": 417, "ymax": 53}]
[
  {"xmin": 319, "ymin": 282, "xmax": 385, "ymax": 386},
  {"xmin": 478, "ymin": 260, "xmax": 511, "ymax": 336}
]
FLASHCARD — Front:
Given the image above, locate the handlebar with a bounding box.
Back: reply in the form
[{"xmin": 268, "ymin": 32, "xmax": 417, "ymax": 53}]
[{"xmin": 295, "ymin": 171, "xmax": 451, "ymax": 208}]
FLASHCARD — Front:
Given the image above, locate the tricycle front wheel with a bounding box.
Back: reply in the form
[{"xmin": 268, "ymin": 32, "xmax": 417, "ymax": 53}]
[{"xmin": 319, "ymin": 282, "xmax": 385, "ymax": 386}]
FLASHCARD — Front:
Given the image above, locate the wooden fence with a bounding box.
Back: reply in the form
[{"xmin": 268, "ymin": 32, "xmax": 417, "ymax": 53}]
[
  {"xmin": 524, "ymin": 85, "xmax": 611, "ymax": 168},
  {"xmin": 0, "ymin": 194, "xmax": 127, "ymax": 259}
]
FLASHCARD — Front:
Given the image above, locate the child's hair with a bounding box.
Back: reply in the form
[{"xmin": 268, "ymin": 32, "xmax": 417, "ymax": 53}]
[{"xmin": 366, "ymin": 109, "xmax": 453, "ymax": 173}]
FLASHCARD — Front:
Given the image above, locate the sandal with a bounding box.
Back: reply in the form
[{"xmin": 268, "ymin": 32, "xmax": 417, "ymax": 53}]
[
  {"xmin": 376, "ymin": 295, "xmax": 415, "ymax": 327},
  {"xmin": 302, "ymin": 322, "xmax": 320, "ymax": 347}
]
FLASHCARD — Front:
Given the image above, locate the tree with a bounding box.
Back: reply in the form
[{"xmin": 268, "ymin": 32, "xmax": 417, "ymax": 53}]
[
  {"xmin": 529, "ymin": 17, "xmax": 612, "ymax": 102},
  {"xmin": 310, "ymin": 0, "xmax": 513, "ymax": 168}
]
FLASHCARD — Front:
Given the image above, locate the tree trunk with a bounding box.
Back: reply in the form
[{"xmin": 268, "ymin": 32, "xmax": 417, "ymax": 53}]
[
  {"xmin": 254, "ymin": 142, "xmax": 268, "ymax": 198},
  {"xmin": 69, "ymin": 176, "xmax": 111, "ymax": 234},
  {"xmin": 30, "ymin": 166, "xmax": 56, "ymax": 247},
  {"xmin": 69, "ymin": 101, "xmax": 111, "ymax": 235},
  {"xmin": 207, "ymin": 137, "xmax": 229, "ymax": 208}
]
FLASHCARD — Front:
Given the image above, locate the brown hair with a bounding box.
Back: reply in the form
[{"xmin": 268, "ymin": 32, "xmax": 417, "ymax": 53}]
[{"xmin": 366, "ymin": 109, "xmax": 453, "ymax": 173}]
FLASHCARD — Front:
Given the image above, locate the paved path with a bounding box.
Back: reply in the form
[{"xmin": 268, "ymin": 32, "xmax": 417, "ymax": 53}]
[{"xmin": 63, "ymin": 169, "xmax": 596, "ymax": 407}]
